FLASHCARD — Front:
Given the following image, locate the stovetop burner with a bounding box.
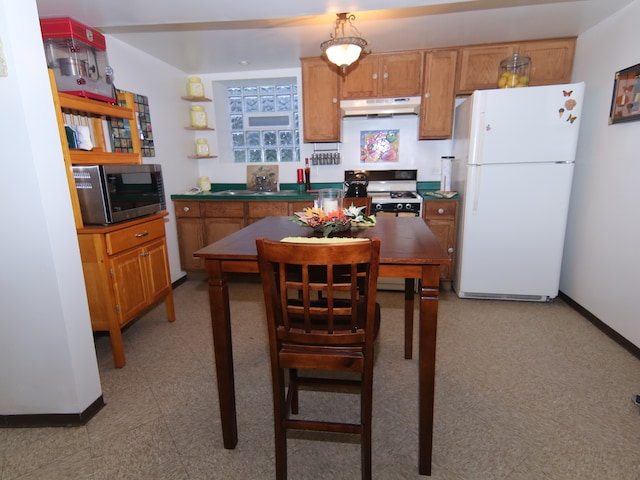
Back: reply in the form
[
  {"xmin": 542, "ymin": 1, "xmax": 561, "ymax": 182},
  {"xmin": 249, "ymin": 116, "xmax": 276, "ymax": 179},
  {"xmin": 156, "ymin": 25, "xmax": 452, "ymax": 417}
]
[{"xmin": 390, "ymin": 191, "xmax": 418, "ymax": 199}]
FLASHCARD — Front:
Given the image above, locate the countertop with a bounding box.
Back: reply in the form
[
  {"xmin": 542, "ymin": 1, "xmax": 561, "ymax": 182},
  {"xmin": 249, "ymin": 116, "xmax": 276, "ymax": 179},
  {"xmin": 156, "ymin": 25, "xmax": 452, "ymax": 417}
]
[{"xmin": 170, "ymin": 182, "xmax": 458, "ymax": 201}]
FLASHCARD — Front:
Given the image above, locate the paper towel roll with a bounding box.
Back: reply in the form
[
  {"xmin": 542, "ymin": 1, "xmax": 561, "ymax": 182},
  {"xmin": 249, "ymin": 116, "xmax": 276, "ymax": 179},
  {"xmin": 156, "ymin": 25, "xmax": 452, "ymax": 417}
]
[{"xmin": 440, "ymin": 156, "xmax": 453, "ymax": 192}]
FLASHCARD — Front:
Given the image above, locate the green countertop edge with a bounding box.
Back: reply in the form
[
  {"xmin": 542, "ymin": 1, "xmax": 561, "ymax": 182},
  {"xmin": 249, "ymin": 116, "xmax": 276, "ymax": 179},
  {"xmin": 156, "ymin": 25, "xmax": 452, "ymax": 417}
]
[{"xmin": 170, "ymin": 181, "xmax": 458, "ymax": 201}]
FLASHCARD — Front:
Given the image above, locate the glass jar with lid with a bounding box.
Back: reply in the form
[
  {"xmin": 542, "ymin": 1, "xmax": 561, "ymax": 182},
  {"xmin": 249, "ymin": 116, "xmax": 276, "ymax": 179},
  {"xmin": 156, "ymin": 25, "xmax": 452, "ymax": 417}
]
[
  {"xmin": 497, "ymin": 53, "xmax": 531, "ymax": 88},
  {"xmin": 190, "ymin": 105, "xmax": 208, "ymax": 128},
  {"xmin": 195, "ymin": 138, "xmax": 210, "ymax": 157},
  {"xmin": 187, "ymin": 77, "xmax": 205, "ymax": 97}
]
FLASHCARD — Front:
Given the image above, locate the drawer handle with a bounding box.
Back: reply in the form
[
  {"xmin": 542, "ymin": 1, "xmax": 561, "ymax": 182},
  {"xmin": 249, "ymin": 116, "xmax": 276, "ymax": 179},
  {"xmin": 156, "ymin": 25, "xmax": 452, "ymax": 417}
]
[
  {"xmin": 437, "ymin": 208, "xmax": 445, "ymax": 215},
  {"xmin": 135, "ymin": 230, "xmax": 149, "ymax": 238},
  {"xmin": 183, "ymin": 206, "xmax": 190, "ymax": 212},
  {"xmin": 140, "ymin": 251, "xmax": 150, "ymax": 257}
]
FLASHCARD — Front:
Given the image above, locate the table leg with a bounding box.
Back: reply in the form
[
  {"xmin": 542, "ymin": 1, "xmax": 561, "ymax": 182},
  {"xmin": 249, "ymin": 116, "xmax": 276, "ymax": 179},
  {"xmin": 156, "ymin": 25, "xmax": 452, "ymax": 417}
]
[
  {"xmin": 205, "ymin": 259, "xmax": 238, "ymax": 449},
  {"xmin": 404, "ymin": 278, "xmax": 415, "ymax": 359},
  {"xmin": 418, "ymin": 265, "xmax": 440, "ymax": 476}
]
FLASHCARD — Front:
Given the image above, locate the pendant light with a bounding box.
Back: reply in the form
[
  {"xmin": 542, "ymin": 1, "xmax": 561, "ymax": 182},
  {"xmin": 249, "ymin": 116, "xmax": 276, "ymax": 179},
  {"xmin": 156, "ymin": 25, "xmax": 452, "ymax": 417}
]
[{"xmin": 320, "ymin": 13, "xmax": 368, "ymax": 74}]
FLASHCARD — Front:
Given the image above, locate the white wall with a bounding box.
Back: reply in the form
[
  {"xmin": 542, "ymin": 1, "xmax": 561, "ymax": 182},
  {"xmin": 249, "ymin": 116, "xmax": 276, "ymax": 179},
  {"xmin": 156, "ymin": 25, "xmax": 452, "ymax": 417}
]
[
  {"xmin": 105, "ymin": 37, "xmax": 197, "ymax": 283},
  {"xmin": 561, "ymin": 0, "xmax": 640, "ymax": 345},
  {"xmin": 194, "ymin": 70, "xmax": 454, "ymax": 186},
  {"xmin": 0, "ymin": 0, "xmax": 101, "ymax": 415}
]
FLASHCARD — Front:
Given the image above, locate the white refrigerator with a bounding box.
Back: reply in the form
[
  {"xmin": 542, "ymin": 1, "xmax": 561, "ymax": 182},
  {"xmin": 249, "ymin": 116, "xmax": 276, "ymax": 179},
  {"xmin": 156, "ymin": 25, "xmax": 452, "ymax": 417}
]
[{"xmin": 451, "ymin": 82, "xmax": 585, "ymax": 302}]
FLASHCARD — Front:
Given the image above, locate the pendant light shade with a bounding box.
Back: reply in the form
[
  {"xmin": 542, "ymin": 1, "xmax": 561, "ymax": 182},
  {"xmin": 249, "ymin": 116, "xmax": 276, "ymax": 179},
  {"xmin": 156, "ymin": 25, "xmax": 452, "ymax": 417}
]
[{"xmin": 320, "ymin": 13, "xmax": 368, "ymax": 74}]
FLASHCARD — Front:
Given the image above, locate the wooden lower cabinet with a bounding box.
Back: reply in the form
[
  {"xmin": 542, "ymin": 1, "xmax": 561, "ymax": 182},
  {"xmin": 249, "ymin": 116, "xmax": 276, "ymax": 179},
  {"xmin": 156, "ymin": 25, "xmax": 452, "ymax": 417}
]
[
  {"xmin": 423, "ymin": 199, "xmax": 458, "ymax": 287},
  {"xmin": 174, "ymin": 200, "xmax": 245, "ymax": 271},
  {"xmin": 77, "ymin": 214, "xmax": 175, "ymax": 368},
  {"xmin": 247, "ymin": 201, "xmax": 290, "ymax": 224},
  {"xmin": 174, "ymin": 199, "xmax": 319, "ymax": 271},
  {"xmin": 203, "ymin": 202, "xmax": 245, "ymax": 240}
]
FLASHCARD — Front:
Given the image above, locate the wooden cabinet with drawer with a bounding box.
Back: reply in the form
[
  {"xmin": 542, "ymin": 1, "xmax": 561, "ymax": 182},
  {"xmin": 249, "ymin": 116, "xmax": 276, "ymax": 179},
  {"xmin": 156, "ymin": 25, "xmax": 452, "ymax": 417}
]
[
  {"xmin": 247, "ymin": 201, "xmax": 290, "ymax": 223},
  {"xmin": 77, "ymin": 214, "xmax": 175, "ymax": 367},
  {"xmin": 423, "ymin": 199, "xmax": 458, "ymax": 286},
  {"xmin": 174, "ymin": 200, "xmax": 246, "ymax": 271},
  {"xmin": 174, "ymin": 200, "xmax": 205, "ymax": 271},
  {"xmin": 174, "ymin": 198, "xmax": 323, "ymax": 272},
  {"xmin": 203, "ymin": 201, "xmax": 246, "ymax": 243}
]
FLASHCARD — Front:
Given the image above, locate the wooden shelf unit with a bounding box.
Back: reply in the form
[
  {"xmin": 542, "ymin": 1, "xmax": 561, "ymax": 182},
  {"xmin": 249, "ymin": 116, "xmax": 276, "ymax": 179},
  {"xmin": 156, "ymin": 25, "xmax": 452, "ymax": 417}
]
[{"xmin": 49, "ymin": 69, "xmax": 174, "ymax": 368}]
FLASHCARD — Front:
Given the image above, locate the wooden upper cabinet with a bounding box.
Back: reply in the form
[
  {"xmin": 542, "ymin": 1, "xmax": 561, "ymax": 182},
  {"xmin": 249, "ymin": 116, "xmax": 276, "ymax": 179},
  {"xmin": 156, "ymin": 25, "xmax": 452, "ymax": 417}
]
[
  {"xmin": 301, "ymin": 57, "xmax": 341, "ymax": 143},
  {"xmin": 419, "ymin": 49, "xmax": 458, "ymax": 140},
  {"xmin": 456, "ymin": 44, "xmax": 517, "ymax": 94},
  {"xmin": 518, "ymin": 38, "xmax": 576, "ymax": 86},
  {"xmin": 456, "ymin": 38, "xmax": 577, "ymax": 94},
  {"xmin": 341, "ymin": 51, "xmax": 423, "ymax": 99}
]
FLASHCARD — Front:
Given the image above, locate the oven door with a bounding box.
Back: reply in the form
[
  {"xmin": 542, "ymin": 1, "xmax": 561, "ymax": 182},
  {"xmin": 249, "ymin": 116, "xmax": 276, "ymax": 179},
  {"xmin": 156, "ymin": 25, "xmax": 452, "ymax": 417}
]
[{"xmin": 373, "ymin": 202, "xmax": 422, "ymax": 217}]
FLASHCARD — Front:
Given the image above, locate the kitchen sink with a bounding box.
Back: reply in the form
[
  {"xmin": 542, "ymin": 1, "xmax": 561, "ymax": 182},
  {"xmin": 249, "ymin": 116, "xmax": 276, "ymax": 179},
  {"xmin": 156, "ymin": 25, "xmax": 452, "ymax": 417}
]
[{"xmin": 215, "ymin": 189, "xmax": 299, "ymax": 196}]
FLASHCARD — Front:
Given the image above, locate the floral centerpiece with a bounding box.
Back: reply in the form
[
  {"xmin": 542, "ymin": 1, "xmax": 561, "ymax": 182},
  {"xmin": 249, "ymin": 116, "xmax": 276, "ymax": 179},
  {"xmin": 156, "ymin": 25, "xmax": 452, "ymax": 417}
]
[{"xmin": 291, "ymin": 204, "xmax": 374, "ymax": 237}]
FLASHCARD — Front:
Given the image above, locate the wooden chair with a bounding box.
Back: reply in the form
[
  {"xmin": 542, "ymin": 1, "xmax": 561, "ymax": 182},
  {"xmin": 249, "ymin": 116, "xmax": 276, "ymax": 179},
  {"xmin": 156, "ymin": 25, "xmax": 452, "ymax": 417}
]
[{"xmin": 256, "ymin": 237, "xmax": 382, "ymax": 480}]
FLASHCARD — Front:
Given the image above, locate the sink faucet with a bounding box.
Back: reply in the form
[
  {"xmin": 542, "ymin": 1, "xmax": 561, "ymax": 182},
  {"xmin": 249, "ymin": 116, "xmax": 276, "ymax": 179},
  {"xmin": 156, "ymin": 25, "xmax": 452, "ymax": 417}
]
[{"xmin": 255, "ymin": 175, "xmax": 267, "ymax": 191}]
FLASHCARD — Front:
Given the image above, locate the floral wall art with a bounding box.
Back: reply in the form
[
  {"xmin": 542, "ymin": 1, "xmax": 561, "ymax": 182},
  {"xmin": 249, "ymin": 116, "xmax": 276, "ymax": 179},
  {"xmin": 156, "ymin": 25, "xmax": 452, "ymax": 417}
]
[{"xmin": 360, "ymin": 129, "xmax": 399, "ymax": 163}]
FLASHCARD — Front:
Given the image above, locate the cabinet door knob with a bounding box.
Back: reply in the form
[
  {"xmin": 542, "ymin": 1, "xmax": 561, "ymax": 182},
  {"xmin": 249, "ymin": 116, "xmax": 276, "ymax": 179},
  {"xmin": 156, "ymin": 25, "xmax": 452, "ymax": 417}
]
[
  {"xmin": 332, "ymin": 97, "xmax": 337, "ymax": 104},
  {"xmin": 437, "ymin": 208, "xmax": 445, "ymax": 215},
  {"xmin": 135, "ymin": 230, "xmax": 149, "ymax": 238},
  {"xmin": 140, "ymin": 251, "xmax": 150, "ymax": 257},
  {"xmin": 383, "ymin": 72, "xmax": 389, "ymax": 79},
  {"xmin": 447, "ymin": 247, "xmax": 454, "ymax": 254},
  {"xmin": 424, "ymin": 92, "xmax": 431, "ymax": 99},
  {"xmin": 372, "ymin": 73, "xmax": 378, "ymax": 80},
  {"xmin": 183, "ymin": 206, "xmax": 190, "ymax": 212}
]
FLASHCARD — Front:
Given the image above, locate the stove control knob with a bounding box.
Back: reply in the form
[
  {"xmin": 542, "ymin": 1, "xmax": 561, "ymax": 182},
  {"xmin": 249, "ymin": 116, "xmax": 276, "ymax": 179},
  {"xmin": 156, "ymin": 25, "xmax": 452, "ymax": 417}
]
[
  {"xmin": 405, "ymin": 203, "xmax": 413, "ymax": 210},
  {"xmin": 396, "ymin": 203, "xmax": 403, "ymax": 210},
  {"xmin": 375, "ymin": 203, "xmax": 383, "ymax": 211}
]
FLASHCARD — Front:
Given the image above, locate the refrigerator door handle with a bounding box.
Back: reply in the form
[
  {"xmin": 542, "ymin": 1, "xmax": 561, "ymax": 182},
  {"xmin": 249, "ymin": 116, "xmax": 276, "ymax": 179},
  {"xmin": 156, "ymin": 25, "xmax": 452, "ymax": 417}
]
[{"xmin": 471, "ymin": 166, "xmax": 482, "ymax": 214}]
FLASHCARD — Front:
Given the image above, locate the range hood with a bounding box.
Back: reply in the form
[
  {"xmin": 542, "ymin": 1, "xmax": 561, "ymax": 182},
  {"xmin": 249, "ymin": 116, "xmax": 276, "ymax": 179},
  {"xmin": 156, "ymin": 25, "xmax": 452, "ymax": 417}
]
[{"xmin": 340, "ymin": 96, "xmax": 421, "ymax": 116}]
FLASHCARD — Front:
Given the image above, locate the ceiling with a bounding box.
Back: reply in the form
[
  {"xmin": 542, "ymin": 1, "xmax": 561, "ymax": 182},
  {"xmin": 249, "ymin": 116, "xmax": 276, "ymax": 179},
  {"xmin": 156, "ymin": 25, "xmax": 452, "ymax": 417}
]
[{"xmin": 34, "ymin": 0, "xmax": 633, "ymax": 74}]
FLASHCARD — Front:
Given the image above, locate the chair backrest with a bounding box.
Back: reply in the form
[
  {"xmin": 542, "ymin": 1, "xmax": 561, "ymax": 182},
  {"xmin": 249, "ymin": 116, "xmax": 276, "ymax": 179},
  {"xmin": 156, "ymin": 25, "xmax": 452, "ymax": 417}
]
[{"xmin": 256, "ymin": 238, "xmax": 381, "ymax": 371}]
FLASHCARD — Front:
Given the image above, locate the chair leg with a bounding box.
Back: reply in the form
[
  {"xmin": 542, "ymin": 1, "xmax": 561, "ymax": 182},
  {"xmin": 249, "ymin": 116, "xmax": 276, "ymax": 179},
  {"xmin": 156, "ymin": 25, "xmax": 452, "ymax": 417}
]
[
  {"xmin": 273, "ymin": 368, "xmax": 288, "ymax": 480},
  {"xmin": 289, "ymin": 368, "xmax": 299, "ymax": 415},
  {"xmin": 274, "ymin": 423, "xmax": 287, "ymax": 480},
  {"xmin": 361, "ymin": 376, "xmax": 373, "ymax": 480}
]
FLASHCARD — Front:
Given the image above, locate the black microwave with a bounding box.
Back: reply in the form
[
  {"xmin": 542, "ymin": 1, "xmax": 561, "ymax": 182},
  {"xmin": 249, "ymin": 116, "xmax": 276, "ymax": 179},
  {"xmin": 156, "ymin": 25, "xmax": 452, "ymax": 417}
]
[{"xmin": 72, "ymin": 164, "xmax": 166, "ymax": 225}]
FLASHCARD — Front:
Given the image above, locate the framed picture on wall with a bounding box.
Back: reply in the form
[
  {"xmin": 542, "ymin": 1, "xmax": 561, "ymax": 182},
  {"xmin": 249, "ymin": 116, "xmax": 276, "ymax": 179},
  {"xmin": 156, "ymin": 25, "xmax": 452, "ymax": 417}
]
[{"xmin": 608, "ymin": 62, "xmax": 640, "ymax": 125}]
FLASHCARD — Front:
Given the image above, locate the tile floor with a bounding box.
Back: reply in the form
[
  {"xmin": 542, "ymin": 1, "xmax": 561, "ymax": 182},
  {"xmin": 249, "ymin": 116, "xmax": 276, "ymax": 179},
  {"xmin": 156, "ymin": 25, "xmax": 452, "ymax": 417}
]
[{"xmin": 2, "ymin": 277, "xmax": 640, "ymax": 479}]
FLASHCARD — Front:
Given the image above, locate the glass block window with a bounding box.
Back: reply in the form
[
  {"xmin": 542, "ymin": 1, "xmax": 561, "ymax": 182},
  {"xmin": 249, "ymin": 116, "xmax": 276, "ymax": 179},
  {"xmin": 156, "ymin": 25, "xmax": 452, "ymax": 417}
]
[{"xmin": 228, "ymin": 80, "xmax": 299, "ymax": 163}]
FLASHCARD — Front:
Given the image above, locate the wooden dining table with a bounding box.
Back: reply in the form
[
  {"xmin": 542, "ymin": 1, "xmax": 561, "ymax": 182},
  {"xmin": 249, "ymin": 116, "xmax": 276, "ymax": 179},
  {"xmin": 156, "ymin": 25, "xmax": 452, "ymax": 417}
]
[{"xmin": 194, "ymin": 215, "xmax": 450, "ymax": 476}]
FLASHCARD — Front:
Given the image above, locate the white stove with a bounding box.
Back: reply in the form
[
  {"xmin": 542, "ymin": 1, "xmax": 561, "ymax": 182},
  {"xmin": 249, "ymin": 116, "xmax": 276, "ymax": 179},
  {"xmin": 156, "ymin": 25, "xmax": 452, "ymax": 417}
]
[
  {"xmin": 344, "ymin": 169, "xmax": 422, "ymax": 291},
  {"xmin": 345, "ymin": 169, "xmax": 422, "ymax": 216}
]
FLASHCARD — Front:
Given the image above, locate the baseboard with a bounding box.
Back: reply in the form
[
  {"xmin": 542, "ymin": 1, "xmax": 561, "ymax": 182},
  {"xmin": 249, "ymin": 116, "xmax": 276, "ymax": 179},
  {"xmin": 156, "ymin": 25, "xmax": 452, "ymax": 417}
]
[
  {"xmin": 0, "ymin": 395, "xmax": 105, "ymax": 428},
  {"xmin": 559, "ymin": 291, "xmax": 640, "ymax": 361},
  {"xmin": 172, "ymin": 273, "xmax": 188, "ymax": 289}
]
